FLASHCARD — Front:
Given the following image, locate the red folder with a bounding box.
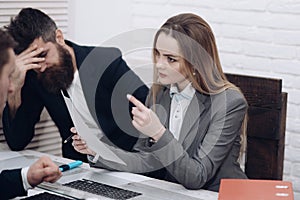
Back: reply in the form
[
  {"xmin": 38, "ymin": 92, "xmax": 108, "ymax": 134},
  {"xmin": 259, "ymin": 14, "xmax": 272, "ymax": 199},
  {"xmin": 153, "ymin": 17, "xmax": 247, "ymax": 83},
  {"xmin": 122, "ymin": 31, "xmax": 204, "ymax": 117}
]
[{"xmin": 218, "ymin": 179, "xmax": 294, "ymax": 200}]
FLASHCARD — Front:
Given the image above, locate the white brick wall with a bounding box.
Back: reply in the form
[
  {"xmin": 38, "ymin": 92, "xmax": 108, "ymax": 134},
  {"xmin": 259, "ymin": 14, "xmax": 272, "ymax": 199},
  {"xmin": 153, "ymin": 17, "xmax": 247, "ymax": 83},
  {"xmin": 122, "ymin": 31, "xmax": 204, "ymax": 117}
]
[{"xmin": 129, "ymin": 0, "xmax": 300, "ymax": 198}]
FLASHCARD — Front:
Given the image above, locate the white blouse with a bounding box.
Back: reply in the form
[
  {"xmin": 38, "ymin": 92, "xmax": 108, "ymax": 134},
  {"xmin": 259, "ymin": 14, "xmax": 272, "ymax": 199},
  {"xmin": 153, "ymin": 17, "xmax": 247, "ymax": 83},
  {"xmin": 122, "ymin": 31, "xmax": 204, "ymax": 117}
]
[{"xmin": 169, "ymin": 83, "xmax": 195, "ymax": 140}]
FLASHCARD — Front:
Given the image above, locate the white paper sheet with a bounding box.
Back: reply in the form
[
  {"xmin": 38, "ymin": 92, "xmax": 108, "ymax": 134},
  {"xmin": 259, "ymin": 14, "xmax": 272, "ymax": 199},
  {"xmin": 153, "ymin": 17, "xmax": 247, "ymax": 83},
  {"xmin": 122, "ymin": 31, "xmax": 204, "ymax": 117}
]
[{"xmin": 62, "ymin": 91, "xmax": 126, "ymax": 166}]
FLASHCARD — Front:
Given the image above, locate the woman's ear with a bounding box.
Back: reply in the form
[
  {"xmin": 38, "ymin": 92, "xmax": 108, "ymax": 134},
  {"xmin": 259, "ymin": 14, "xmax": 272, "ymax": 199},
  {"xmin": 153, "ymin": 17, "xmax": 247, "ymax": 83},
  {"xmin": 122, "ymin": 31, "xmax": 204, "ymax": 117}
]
[{"xmin": 55, "ymin": 29, "xmax": 65, "ymax": 45}]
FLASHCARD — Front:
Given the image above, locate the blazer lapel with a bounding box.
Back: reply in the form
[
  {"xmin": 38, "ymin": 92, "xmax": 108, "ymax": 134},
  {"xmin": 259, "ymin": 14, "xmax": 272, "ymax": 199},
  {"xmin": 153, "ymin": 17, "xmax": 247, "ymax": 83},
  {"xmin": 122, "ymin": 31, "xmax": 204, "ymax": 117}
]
[
  {"xmin": 155, "ymin": 90, "xmax": 171, "ymax": 129},
  {"xmin": 178, "ymin": 92, "xmax": 207, "ymax": 144}
]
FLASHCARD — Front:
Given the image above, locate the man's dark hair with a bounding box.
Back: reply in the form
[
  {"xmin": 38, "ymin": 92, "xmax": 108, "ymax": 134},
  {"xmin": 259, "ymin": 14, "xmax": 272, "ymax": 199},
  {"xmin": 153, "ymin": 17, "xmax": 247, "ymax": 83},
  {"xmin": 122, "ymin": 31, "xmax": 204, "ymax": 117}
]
[
  {"xmin": 0, "ymin": 28, "xmax": 16, "ymax": 71},
  {"xmin": 5, "ymin": 7, "xmax": 57, "ymax": 54}
]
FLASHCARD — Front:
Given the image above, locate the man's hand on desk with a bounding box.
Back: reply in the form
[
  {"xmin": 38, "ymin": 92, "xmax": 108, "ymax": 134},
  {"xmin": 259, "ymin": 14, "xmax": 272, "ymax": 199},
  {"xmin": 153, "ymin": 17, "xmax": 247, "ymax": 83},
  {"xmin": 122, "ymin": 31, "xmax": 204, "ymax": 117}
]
[
  {"xmin": 27, "ymin": 156, "xmax": 62, "ymax": 187},
  {"xmin": 71, "ymin": 127, "xmax": 96, "ymax": 156}
]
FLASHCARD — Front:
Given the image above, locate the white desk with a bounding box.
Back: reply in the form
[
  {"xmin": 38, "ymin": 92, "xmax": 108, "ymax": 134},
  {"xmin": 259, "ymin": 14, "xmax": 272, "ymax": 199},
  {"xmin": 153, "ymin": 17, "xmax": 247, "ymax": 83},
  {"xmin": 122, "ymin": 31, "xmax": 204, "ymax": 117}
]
[{"xmin": 0, "ymin": 149, "xmax": 218, "ymax": 200}]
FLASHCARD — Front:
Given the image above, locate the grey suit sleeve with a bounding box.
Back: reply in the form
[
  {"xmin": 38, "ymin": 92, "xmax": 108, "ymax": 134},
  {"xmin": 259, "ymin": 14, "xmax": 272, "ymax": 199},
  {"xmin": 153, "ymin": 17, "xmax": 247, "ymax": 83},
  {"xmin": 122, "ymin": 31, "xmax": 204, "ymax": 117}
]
[
  {"xmin": 139, "ymin": 90, "xmax": 247, "ymax": 189},
  {"xmin": 89, "ymin": 139, "xmax": 164, "ymax": 173}
]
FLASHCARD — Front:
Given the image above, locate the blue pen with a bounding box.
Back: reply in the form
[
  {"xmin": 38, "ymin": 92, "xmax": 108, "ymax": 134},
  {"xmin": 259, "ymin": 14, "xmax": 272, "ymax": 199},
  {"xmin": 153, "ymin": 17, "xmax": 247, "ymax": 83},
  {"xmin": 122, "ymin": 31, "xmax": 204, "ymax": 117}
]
[{"xmin": 59, "ymin": 160, "xmax": 83, "ymax": 172}]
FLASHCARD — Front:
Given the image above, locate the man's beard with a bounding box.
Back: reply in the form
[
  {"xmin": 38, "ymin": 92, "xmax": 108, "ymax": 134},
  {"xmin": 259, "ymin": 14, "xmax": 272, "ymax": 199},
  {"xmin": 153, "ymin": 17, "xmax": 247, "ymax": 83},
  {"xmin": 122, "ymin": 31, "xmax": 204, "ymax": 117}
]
[{"xmin": 37, "ymin": 44, "xmax": 74, "ymax": 94}]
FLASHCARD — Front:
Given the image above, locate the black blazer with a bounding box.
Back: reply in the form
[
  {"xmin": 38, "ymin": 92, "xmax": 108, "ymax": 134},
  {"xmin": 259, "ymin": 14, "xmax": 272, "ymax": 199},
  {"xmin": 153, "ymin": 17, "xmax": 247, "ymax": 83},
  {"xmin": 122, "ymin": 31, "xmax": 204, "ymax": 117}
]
[
  {"xmin": 0, "ymin": 169, "xmax": 27, "ymax": 199},
  {"xmin": 2, "ymin": 41, "xmax": 148, "ymax": 161}
]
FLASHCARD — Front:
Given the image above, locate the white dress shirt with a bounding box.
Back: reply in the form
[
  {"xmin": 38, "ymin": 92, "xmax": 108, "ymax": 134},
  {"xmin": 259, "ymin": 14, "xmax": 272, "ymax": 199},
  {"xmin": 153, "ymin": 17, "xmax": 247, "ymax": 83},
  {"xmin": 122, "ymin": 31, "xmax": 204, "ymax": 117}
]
[
  {"xmin": 169, "ymin": 83, "xmax": 195, "ymax": 140},
  {"xmin": 62, "ymin": 70, "xmax": 104, "ymax": 162},
  {"xmin": 65, "ymin": 70, "xmax": 104, "ymax": 136},
  {"xmin": 21, "ymin": 167, "xmax": 32, "ymax": 191}
]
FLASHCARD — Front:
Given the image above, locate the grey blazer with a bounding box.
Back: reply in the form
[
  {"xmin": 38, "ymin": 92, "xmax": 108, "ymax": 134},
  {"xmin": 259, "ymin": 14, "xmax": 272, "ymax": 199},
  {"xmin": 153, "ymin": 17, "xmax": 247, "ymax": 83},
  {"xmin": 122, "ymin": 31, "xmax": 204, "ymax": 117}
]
[{"xmin": 90, "ymin": 87, "xmax": 248, "ymax": 192}]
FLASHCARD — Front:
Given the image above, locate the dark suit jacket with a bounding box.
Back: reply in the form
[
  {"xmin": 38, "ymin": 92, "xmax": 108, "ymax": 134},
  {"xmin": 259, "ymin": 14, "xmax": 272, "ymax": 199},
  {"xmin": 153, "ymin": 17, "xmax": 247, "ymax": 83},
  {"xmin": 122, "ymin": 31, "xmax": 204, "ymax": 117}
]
[
  {"xmin": 91, "ymin": 87, "xmax": 247, "ymax": 192},
  {"xmin": 2, "ymin": 41, "xmax": 148, "ymax": 161},
  {"xmin": 0, "ymin": 169, "xmax": 26, "ymax": 199}
]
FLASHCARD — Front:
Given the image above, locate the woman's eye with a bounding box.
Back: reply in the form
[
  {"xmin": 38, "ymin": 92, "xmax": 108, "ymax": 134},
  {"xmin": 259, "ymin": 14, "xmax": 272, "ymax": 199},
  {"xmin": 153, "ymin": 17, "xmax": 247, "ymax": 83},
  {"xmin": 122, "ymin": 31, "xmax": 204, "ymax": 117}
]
[{"xmin": 168, "ymin": 57, "xmax": 176, "ymax": 63}]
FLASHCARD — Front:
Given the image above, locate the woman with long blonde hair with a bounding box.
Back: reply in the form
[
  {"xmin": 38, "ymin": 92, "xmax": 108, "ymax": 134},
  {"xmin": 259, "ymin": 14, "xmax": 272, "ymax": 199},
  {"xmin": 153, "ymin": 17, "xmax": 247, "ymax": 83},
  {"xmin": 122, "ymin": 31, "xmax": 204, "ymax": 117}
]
[{"xmin": 73, "ymin": 13, "xmax": 248, "ymax": 191}]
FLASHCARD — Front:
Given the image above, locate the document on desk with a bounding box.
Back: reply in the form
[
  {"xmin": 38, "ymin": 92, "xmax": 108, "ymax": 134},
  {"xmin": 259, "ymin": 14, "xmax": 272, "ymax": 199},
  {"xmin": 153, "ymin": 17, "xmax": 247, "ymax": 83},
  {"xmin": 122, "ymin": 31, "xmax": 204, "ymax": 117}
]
[
  {"xmin": 218, "ymin": 179, "xmax": 294, "ymax": 200},
  {"xmin": 65, "ymin": 96, "xmax": 126, "ymax": 166},
  {"xmin": 0, "ymin": 151, "xmax": 22, "ymax": 161},
  {"xmin": 0, "ymin": 154, "xmax": 39, "ymax": 171}
]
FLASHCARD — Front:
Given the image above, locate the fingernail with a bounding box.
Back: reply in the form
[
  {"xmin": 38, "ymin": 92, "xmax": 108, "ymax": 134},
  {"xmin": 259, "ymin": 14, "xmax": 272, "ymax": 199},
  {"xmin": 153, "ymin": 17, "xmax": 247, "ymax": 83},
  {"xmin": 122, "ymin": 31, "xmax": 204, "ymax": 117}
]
[
  {"xmin": 70, "ymin": 127, "xmax": 76, "ymax": 132},
  {"xmin": 126, "ymin": 94, "xmax": 131, "ymax": 100}
]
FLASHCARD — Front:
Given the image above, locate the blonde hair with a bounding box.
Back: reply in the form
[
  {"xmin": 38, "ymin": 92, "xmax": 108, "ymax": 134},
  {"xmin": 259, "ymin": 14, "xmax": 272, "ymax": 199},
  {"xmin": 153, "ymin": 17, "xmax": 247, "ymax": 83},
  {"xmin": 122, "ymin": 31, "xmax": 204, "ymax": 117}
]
[{"xmin": 151, "ymin": 13, "xmax": 247, "ymax": 160}]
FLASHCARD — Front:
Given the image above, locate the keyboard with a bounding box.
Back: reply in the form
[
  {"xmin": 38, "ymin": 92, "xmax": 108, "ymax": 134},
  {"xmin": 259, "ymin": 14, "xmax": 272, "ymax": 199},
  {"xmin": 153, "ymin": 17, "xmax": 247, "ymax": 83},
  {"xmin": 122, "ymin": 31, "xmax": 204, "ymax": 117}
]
[
  {"xmin": 63, "ymin": 179, "xmax": 142, "ymax": 199},
  {"xmin": 21, "ymin": 192, "xmax": 73, "ymax": 200}
]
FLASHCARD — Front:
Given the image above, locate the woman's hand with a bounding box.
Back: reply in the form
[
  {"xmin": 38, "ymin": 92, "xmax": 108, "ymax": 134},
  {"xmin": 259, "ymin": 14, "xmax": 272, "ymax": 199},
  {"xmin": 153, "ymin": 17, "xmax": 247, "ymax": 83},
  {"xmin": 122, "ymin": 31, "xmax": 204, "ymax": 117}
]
[
  {"xmin": 127, "ymin": 94, "xmax": 166, "ymax": 141},
  {"xmin": 70, "ymin": 127, "xmax": 96, "ymax": 156}
]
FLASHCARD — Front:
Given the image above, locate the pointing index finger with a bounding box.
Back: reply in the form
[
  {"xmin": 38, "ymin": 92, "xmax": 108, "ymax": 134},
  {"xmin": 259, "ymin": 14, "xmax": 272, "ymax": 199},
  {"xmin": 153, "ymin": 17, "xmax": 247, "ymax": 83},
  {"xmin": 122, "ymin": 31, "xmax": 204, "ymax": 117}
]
[{"xmin": 126, "ymin": 94, "xmax": 145, "ymax": 110}]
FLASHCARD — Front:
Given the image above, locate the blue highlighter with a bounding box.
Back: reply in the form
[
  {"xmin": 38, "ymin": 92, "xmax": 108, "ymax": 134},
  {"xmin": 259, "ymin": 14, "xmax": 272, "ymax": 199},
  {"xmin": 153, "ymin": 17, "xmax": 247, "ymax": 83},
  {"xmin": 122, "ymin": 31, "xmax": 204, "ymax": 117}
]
[{"xmin": 59, "ymin": 160, "xmax": 83, "ymax": 172}]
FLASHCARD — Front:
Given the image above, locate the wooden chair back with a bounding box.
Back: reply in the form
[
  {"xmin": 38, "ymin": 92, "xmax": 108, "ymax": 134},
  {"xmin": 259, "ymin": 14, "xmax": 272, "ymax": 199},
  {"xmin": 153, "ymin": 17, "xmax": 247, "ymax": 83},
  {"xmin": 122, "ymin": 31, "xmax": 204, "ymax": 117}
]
[{"xmin": 226, "ymin": 73, "xmax": 287, "ymax": 180}]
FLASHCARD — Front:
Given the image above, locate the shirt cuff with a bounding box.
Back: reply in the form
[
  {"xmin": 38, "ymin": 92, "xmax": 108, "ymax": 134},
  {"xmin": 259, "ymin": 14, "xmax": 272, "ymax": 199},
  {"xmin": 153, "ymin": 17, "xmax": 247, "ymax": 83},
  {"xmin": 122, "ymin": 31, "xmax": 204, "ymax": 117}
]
[
  {"xmin": 88, "ymin": 154, "xmax": 100, "ymax": 163},
  {"xmin": 21, "ymin": 167, "xmax": 33, "ymax": 191}
]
